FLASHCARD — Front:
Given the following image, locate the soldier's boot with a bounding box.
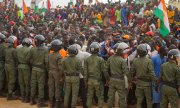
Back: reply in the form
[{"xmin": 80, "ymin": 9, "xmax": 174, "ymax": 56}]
[
  {"xmin": 7, "ymin": 93, "xmax": 17, "ymax": 100},
  {"xmin": 30, "ymin": 97, "xmax": 36, "ymax": 105},
  {"xmin": 55, "ymin": 100, "xmax": 63, "ymax": 108},
  {"xmin": 0, "ymin": 90, "xmax": 5, "ymax": 97},
  {"xmin": 37, "ymin": 98, "xmax": 48, "ymax": 107},
  {"xmin": 25, "ymin": 96, "xmax": 30, "ymax": 103},
  {"xmin": 49, "ymin": 99, "xmax": 55, "ymax": 108},
  {"xmin": 20, "ymin": 95, "xmax": 25, "ymax": 102}
]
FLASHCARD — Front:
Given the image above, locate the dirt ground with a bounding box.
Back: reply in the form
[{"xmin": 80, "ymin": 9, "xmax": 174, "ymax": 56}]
[
  {"xmin": 0, "ymin": 98, "xmax": 137, "ymax": 108},
  {"xmin": 2, "ymin": 97, "xmax": 179, "ymax": 108}
]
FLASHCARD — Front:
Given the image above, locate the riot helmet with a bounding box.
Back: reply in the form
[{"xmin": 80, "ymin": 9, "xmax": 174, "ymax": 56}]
[
  {"xmin": 68, "ymin": 45, "xmax": 78, "ymax": 56},
  {"xmin": 168, "ymin": 49, "xmax": 180, "ymax": 61},
  {"xmin": 6, "ymin": 37, "xmax": 15, "ymax": 47},
  {"xmin": 22, "ymin": 38, "xmax": 32, "ymax": 47},
  {"xmin": 89, "ymin": 42, "xmax": 100, "ymax": 54},
  {"xmin": 34, "ymin": 35, "xmax": 45, "ymax": 46},
  {"xmin": 50, "ymin": 39, "xmax": 63, "ymax": 52},
  {"xmin": 0, "ymin": 33, "xmax": 6, "ymax": 43},
  {"xmin": 137, "ymin": 44, "xmax": 148, "ymax": 57}
]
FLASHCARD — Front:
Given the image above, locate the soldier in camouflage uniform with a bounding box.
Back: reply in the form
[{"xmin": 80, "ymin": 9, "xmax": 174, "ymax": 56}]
[
  {"xmin": 27, "ymin": 35, "xmax": 48, "ymax": 107},
  {"xmin": 131, "ymin": 44, "xmax": 155, "ymax": 108},
  {"xmin": 62, "ymin": 45, "xmax": 83, "ymax": 108},
  {"xmin": 107, "ymin": 43, "xmax": 129, "ymax": 108},
  {"xmin": 48, "ymin": 39, "xmax": 64, "ymax": 108},
  {"xmin": 84, "ymin": 43, "xmax": 109, "ymax": 108},
  {"xmin": 0, "ymin": 33, "xmax": 6, "ymax": 96},
  {"xmin": 5, "ymin": 37, "xmax": 17, "ymax": 100},
  {"xmin": 15, "ymin": 38, "xmax": 32, "ymax": 102},
  {"xmin": 158, "ymin": 49, "xmax": 180, "ymax": 108}
]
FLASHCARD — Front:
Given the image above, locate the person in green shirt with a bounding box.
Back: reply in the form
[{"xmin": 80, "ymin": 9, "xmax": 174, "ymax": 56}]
[{"xmin": 115, "ymin": 6, "xmax": 122, "ymax": 24}]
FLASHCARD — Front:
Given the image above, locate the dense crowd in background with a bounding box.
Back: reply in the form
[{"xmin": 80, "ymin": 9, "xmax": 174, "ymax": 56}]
[{"xmin": 0, "ymin": 0, "xmax": 180, "ymax": 108}]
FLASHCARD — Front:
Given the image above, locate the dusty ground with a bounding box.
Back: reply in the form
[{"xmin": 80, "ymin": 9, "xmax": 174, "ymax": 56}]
[
  {"xmin": 0, "ymin": 98, "xmax": 137, "ymax": 108},
  {"xmin": 2, "ymin": 97, "xmax": 179, "ymax": 108}
]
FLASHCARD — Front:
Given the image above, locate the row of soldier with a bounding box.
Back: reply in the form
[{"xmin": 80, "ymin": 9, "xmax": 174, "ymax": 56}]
[{"xmin": 0, "ymin": 33, "xmax": 180, "ymax": 108}]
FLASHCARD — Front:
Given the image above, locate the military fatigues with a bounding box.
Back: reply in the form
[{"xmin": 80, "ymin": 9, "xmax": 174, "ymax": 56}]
[
  {"xmin": 62, "ymin": 56, "xmax": 83, "ymax": 108},
  {"xmin": 48, "ymin": 52, "xmax": 63, "ymax": 102},
  {"xmin": 107, "ymin": 55, "xmax": 129, "ymax": 108},
  {"xmin": 159, "ymin": 62, "xmax": 180, "ymax": 108},
  {"xmin": 5, "ymin": 47, "xmax": 17, "ymax": 95},
  {"xmin": 16, "ymin": 46, "xmax": 31, "ymax": 99},
  {"xmin": 27, "ymin": 46, "xmax": 48, "ymax": 99},
  {"xmin": 0, "ymin": 43, "xmax": 6, "ymax": 90},
  {"xmin": 131, "ymin": 56, "xmax": 155, "ymax": 108},
  {"xmin": 84, "ymin": 54, "xmax": 109, "ymax": 108}
]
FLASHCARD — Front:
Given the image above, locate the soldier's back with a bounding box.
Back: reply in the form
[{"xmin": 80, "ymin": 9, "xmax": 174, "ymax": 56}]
[{"xmin": 48, "ymin": 52, "xmax": 61, "ymax": 71}]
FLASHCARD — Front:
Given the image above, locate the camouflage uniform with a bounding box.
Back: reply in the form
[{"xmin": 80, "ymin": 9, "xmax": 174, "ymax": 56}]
[
  {"xmin": 131, "ymin": 56, "xmax": 155, "ymax": 108},
  {"xmin": 107, "ymin": 55, "xmax": 129, "ymax": 108},
  {"xmin": 16, "ymin": 46, "xmax": 31, "ymax": 100},
  {"xmin": 0, "ymin": 43, "xmax": 6, "ymax": 90},
  {"xmin": 84, "ymin": 54, "xmax": 109, "ymax": 108},
  {"xmin": 5, "ymin": 47, "xmax": 16, "ymax": 95},
  {"xmin": 48, "ymin": 52, "xmax": 63, "ymax": 105},
  {"xmin": 62, "ymin": 56, "xmax": 83, "ymax": 108},
  {"xmin": 27, "ymin": 45, "xmax": 49, "ymax": 100},
  {"xmin": 159, "ymin": 62, "xmax": 180, "ymax": 108}
]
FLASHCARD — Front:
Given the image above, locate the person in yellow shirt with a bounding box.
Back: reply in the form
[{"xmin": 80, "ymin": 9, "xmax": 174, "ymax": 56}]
[
  {"xmin": 96, "ymin": 12, "xmax": 103, "ymax": 25},
  {"xmin": 167, "ymin": 6, "xmax": 175, "ymax": 24}
]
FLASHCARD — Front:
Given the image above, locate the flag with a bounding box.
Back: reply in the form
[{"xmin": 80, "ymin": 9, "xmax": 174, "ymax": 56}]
[
  {"xmin": 17, "ymin": 10, "xmax": 24, "ymax": 19},
  {"xmin": 40, "ymin": 1, "xmax": 47, "ymax": 15},
  {"xmin": 96, "ymin": 0, "xmax": 99, "ymax": 3},
  {"xmin": 23, "ymin": 0, "xmax": 28, "ymax": 14},
  {"xmin": 35, "ymin": 0, "xmax": 42, "ymax": 13},
  {"xmin": 47, "ymin": 0, "xmax": 51, "ymax": 10},
  {"xmin": 154, "ymin": 0, "xmax": 170, "ymax": 37}
]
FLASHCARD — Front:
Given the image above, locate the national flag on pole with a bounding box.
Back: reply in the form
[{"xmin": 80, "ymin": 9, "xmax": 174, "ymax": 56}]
[
  {"xmin": 40, "ymin": 1, "xmax": 47, "ymax": 15},
  {"xmin": 23, "ymin": 0, "xmax": 28, "ymax": 14},
  {"xmin": 35, "ymin": 0, "xmax": 42, "ymax": 13},
  {"xmin": 95, "ymin": 0, "xmax": 99, "ymax": 3},
  {"xmin": 47, "ymin": 0, "xmax": 51, "ymax": 10},
  {"xmin": 154, "ymin": 0, "xmax": 170, "ymax": 37}
]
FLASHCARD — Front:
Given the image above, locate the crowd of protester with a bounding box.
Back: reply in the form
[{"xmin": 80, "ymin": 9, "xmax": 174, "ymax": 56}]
[{"xmin": 0, "ymin": 0, "xmax": 180, "ymax": 108}]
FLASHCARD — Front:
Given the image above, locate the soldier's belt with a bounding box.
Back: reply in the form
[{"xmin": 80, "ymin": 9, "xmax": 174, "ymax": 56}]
[
  {"xmin": 89, "ymin": 76, "xmax": 100, "ymax": 80},
  {"xmin": 163, "ymin": 81, "xmax": 177, "ymax": 89},
  {"xmin": 19, "ymin": 62, "xmax": 28, "ymax": 64},
  {"xmin": 137, "ymin": 77, "xmax": 151, "ymax": 82},
  {"xmin": 32, "ymin": 65, "xmax": 44, "ymax": 69},
  {"xmin": 111, "ymin": 75, "xmax": 124, "ymax": 80},
  {"xmin": 65, "ymin": 73, "xmax": 79, "ymax": 76}
]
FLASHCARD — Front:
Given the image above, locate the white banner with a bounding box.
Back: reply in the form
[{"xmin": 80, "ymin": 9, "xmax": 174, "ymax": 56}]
[{"xmin": 0, "ymin": 0, "xmax": 3, "ymax": 2}]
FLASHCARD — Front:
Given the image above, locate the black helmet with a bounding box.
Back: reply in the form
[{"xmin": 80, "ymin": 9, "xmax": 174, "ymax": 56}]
[
  {"xmin": 34, "ymin": 35, "xmax": 45, "ymax": 46},
  {"xmin": 68, "ymin": 45, "xmax": 78, "ymax": 56},
  {"xmin": 50, "ymin": 39, "xmax": 62, "ymax": 52},
  {"xmin": 90, "ymin": 42, "xmax": 100, "ymax": 54},
  {"xmin": 0, "ymin": 33, "xmax": 6, "ymax": 43},
  {"xmin": 6, "ymin": 37, "xmax": 15, "ymax": 47},
  {"xmin": 137, "ymin": 44, "xmax": 148, "ymax": 57},
  {"xmin": 22, "ymin": 38, "xmax": 32, "ymax": 47},
  {"xmin": 168, "ymin": 49, "xmax": 180, "ymax": 60}
]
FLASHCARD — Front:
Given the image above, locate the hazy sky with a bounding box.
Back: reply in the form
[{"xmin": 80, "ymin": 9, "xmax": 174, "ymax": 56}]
[{"xmin": 14, "ymin": 0, "xmax": 169, "ymax": 8}]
